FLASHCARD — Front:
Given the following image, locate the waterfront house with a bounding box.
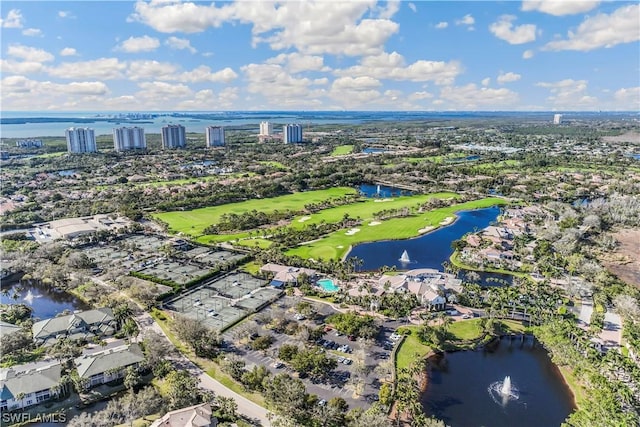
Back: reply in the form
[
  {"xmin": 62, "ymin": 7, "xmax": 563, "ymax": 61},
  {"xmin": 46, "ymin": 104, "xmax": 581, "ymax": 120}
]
[
  {"xmin": 0, "ymin": 361, "xmax": 64, "ymax": 411},
  {"xmin": 260, "ymin": 263, "xmax": 318, "ymax": 287},
  {"xmin": 32, "ymin": 308, "xmax": 116, "ymax": 346},
  {"xmin": 74, "ymin": 343, "xmax": 145, "ymax": 389}
]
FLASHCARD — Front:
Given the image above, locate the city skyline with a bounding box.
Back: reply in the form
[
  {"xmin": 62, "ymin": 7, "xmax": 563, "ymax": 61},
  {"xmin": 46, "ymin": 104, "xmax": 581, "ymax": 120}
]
[{"xmin": 1, "ymin": 0, "xmax": 638, "ymax": 112}]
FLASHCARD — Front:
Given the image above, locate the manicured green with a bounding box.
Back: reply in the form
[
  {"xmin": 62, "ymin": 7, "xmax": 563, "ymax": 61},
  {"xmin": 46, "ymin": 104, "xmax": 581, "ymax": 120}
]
[
  {"xmin": 155, "ymin": 187, "xmax": 357, "ymax": 235},
  {"xmin": 288, "ymin": 197, "xmax": 507, "ymax": 261},
  {"xmin": 395, "ymin": 326, "xmax": 431, "ymax": 371},
  {"xmin": 447, "ymin": 319, "xmax": 484, "ymax": 340},
  {"xmin": 330, "ymin": 145, "xmax": 354, "ymax": 156}
]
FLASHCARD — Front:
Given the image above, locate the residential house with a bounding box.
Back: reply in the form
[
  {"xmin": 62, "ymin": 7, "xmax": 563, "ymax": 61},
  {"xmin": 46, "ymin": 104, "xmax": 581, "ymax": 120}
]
[
  {"xmin": 32, "ymin": 308, "xmax": 116, "ymax": 346},
  {"xmin": 0, "ymin": 321, "xmax": 23, "ymax": 338},
  {"xmin": 377, "ymin": 268, "xmax": 461, "ymax": 311},
  {"xmin": 0, "ymin": 361, "xmax": 64, "ymax": 411},
  {"xmin": 151, "ymin": 402, "xmax": 217, "ymax": 427},
  {"xmin": 74, "ymin": 343, "xmax": 145, "ymax": 389}
]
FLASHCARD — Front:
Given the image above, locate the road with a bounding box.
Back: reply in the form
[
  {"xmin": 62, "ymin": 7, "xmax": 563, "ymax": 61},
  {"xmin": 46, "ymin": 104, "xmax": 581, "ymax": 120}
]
[{"xmin": 134, "ymin": 312, "xmax": 270, "ymax": 426}]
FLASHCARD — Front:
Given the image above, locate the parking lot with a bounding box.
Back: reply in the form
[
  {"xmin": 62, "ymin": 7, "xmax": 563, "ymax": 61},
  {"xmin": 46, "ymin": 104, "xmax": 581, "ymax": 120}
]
[{"xmin": 222, "ymin": 297, "xmax": 404, "ymax": 409}]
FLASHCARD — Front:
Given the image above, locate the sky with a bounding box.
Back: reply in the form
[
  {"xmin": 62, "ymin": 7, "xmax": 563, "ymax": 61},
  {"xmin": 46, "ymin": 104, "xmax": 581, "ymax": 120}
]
[{"xmin": 1, "ymin": 0, "xmax": 639, "ymax": 112}]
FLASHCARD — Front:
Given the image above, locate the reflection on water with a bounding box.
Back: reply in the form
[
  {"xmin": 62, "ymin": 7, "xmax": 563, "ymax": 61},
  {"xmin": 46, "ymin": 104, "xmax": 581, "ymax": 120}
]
[
  {"xmin": 0, "ymin": 280, "xmax": 90, "ymax": 319},
  {"xmin": 422, "ymin": 338, "xmax": 575, "ymax": 427}
]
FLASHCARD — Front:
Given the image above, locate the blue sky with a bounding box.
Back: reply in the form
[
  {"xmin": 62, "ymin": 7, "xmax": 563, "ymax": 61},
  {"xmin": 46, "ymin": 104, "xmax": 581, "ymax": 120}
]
[{"xmin": 1, "ymin": 0, "xmax": 638, "ymax": 111}]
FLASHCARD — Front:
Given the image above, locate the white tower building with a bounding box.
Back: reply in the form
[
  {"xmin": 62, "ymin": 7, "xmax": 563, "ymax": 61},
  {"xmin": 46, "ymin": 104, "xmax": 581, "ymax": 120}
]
[
  {"xmin": 113, "ymin": 127, "xmax": 146, "ymax": 151},
  {"xmin": 205, "ymin": 126, "xmax": 225, "ymax": 147},
  {"xmin": 553, "ymin": 114, "xmax": 563, "ymax": 125},
  {"xmin": 260, "ymin": 121, "xmax": 273, "ymax": 136},
  {"xmin": 65, "ymin": 127, "xmax": 97, "ymax": 153},
  {"xmin": 283, "ymin": 124, "xmax": 303, "ymax": 144},
  {"xmin": 161, "ymin": 125, "xmax": 186, "ymax": 149}
]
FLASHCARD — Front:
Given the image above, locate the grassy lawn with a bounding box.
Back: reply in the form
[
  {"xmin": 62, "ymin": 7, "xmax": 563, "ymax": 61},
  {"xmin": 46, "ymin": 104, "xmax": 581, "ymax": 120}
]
[
  {"xmin": 259, "ymin": 161, "xmax": 287, "ymax": 170},
  {"xmin": 240, "ymin": 261, "xmax": 262, "ymax": 275},
  {"xmin": 395, "ymin": 326, "xmax": 431, "ymax": 371},
  {"xmin": 288, "ymin": 197, "xmax": 507, "ymax": 261},
  {"xmin": 330, "ymin": 145, "xmax": 354, "ymax": 156},
  {"xmin": 448, "ymin": 319, "xmax": 484, "ymax": 340},
  {"xmin": 558, "ymin": 366, "xmax": 587, "ymax": 408},
  {"xmin": 155, "ymin": 187, "xmax": 357, "ymax": 235},
  {"xmin": 235, "ymin": 238, "xmax": 274, "ymax": 249},
  {"xmin": 34, "ymin": 151, "xmax": 66, "ymax": 158}
]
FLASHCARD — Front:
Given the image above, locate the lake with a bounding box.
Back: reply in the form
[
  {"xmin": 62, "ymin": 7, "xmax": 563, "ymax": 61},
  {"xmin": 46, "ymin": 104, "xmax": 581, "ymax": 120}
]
[
  {"xmin": 0, "ymin": 280, "xmax": 90, "ymax": 319},
  {"xmin": 359, "ymin": 183, "xmax": 412, "ymax": 198},
  {"xmin": 421, "ymin": 337, "xmax": 575, "ymax": 427},
  {"xmin": 348, "ymin": 207, "xmax": 501, "ymax": 272}
]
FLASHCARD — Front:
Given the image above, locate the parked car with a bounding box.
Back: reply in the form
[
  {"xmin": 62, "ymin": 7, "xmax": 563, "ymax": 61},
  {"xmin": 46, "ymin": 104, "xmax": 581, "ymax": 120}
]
[
  {"xmin": 390, "ymin": 333, "xmax": 401, "ymax": 341},
  {"xmin": 294, "ymin": 313, "xmax": 306, "ymax": 321},
  {"xmin": 337, "ymin": 356, "xmax": 345, "ymax": 363},
  {"xmin": 273, "ymin": 361, "xmax": 284, "ymax": 369},
  {"xmin": 462, "ymin": 313, "xmax": 472, "ymax": 319},
  {"xmin": 318, "ymin": 399, "xmax": 327, "ymax": 406},
  {"xmin": 347, "ymin": 335, "xmax": 356, "ymax": 341},
  {"xmin": 342, "ymin": 358, "xmax": 352, "ymax": 365}
]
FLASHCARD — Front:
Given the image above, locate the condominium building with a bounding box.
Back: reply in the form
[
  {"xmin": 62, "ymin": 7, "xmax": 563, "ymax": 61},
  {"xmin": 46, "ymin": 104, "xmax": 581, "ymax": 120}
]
[
  {"xmin": 16, "ymin": 139, "xmax": 43, "ymax": 148},
  {"xmin": 65, "ymin": 127, "xmax": 97, "ymax": 153},
  {"xmin": 205, "ymin": 126, "xmax": 225, "ymax": 147},
  {"xmin": 283, "ymin": 124, "xmax": 303, "ymax": 144},
  {"xmin": 553, "ymin": 114, "xmax": 563, "ymax": 125},
  {"xmin": 260, "ymin": 121, "xmax": 273, "ymax": 136},
  {"xmin": 113, "ymin": 127, "xmax": 146, "ymax": 151},
  {"xmin": 161, "ymin": 124, "xmax": 186, "ymax": 149}
]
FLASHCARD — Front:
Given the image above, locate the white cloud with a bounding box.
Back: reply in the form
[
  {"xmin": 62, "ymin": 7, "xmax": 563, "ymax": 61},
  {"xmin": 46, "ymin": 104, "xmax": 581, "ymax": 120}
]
[
  {"xmin": 117, "ymin": 35, "xmax": 160, "ymax": 53},
  {"xmin": 376, "ymin": 0, "xmax": 400, "ymax": 19},
  {"xmin": 544, "ymin": 4, "xmax": 640, "ymax": 51},
  {"xmin": 437, "ymin": 84, "xmax": 519, "ymax": 109},
  {"xmin": 48, "ymin": 58, "xmax": 126, "ymax": 80},
  {"xmin": 58, "ymin": 11, "xmax": 74, "ymax": 19},
  {"xmin": 266, "ymin": 53, "xmax": 330, "ymax": 74},
  {"xmin": 435, "ymin": 22, "xmax": 448, "ymax": 29},
  {"xmin": 60, "ymin": 47, "xmax": 78, "ymax": 56},
  {"xmin": 2, "ymin": 76, "xmax": 108, "ymax": 97},
  {"xmin": 490, "ymin": 15, "xmax": 537, "ymax": 44},
  {"xmin": 335, "ymin": 51, "xmax": 462, "ymax": 85},
  {"xmin": 521, "ymin": 1, "xmax": 600, "ymax": 16},
  {"xmin": 137, "ymin": 81, "xmax": 193, "ymax": 98},
  {"xmin": 0, "ymin": 59, "xmax": 45, "ymax": 75},
  {"xmin": 481, "ymin": 77, "xmax": 491, "ymax": 87},
  {"xmin": 132, "ymin": 1, "xmax": 398, "ymax": 57},
  {"xmin": 7, "ymin": 44, "xmax": 54, "ymax": 62},
  {"xmin": 456, "ymin": 14, "xmax": 475, "ymax": 26},
  {"xmin": 1, "ymin": 9, "xmax": 24, "ymax": 28},
  {"xmin": 522, "ymin": 49, "xmax": 534, "ymax": 59},
  {"xmin": 330, "ymin": 76, "xmax": 382, "ymax": 108},
  {"xmin": 497, "ymin": 72, "xmax": 521, "ymax": 84},
  {"xmin": 178, "ymin": 66, "xmax": 238, "ymax": 83},
  {"xmin": 613, "ymin": 86, "xmax": 640, "ymax": 110},
  {"xmin": 408, "ymin": 3, "xmax": 417, "ymax": 13},
  {"xmin": 127, "ymin": 60, "xmax": 179, "ymax": 81},
  {"xmin": 408, "ymin": 91, "xmax": 433, "ymax": 100},
  {"xmin": 22, "ymin": 28, "xmax": 42, "ymax": 37},
  {"xmin": 165, "ymin": 36, "xmax": 197, "ymax": 53},
  {"xmin": 536, "ymin": 79, "xmax": 597, "ymax": 108}
]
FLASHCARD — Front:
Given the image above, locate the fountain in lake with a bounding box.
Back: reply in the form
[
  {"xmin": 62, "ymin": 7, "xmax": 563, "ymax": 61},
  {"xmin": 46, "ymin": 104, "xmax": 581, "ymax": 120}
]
[
  {"xmin": 399, "ymin": 250, "xmax": 411, "ymax": 263},
  {"xmin": 489, "ymin": 375, "xmax": 519, "ymax": 406},
  {"xmin": 23, "ymin": 289, "xmax": 40, "ymax": 304}
]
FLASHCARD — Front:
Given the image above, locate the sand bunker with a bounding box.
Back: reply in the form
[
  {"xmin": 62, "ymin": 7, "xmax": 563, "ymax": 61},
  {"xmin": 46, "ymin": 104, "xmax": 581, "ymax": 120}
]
[
  {"xmin": 418, "ymin": 226, "xmax": 435, "ymax": 234},
  {"xmin": 298, "ymin": 216, "xmax": 311, "ymax": 222},
  {"xmin": 373, "ymin": 199, "xmax": 393, "ymax": 203},
  {"xmin": 345, "ymin": 228, "xmax": 361, "ymax": 236},
  {"xmin": 439, "ymin": 217, "xmax": 454, "ymax": 226},
  {"xmin": 369, "ymin": 221, "xmax": 381, "ymax": 226},
  {"xmin": 337, "ymin": 245, "xmax": 344, "ymax": 249}
]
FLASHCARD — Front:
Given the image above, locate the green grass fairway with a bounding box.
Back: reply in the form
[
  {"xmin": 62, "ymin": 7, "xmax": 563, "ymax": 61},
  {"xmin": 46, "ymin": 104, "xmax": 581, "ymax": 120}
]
[
  {"xmin": 331, "ymin": 145, "xmax": 354, "ymax": 156},
  {"xmin": 288, "ymin": 197, "xmax": 507, "ymax": 261},
  {"xmin": 155, "ymin": 187, "xmax": 357, "ymax": 235}
]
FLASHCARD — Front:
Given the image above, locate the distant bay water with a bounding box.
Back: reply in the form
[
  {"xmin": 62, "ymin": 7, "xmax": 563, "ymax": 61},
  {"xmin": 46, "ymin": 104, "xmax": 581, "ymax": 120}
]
[{"xmin": 1, "ymin": 111, "xmax": 635, "ymax": 139}]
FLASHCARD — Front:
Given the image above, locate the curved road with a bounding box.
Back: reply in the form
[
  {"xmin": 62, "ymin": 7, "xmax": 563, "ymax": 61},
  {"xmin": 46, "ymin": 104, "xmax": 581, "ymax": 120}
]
[{"xmin": 135, "ymin": 312, "xmax": 269, "ymax": 426}]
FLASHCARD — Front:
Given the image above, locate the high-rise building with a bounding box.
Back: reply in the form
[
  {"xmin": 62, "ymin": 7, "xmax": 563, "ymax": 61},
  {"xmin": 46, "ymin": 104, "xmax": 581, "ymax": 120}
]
[
  {"xmin": 205, "ymin": 126, "xmax": 225, "ymax": 147},
  {"xmin": 259, "ymin": 121, "xmax": 273, "ymax": 136},
  {"xmin": 113, "ymin": 127, "xmax": 146, "ymax": 151},
  {"xmin": 161, "ymin": 124, "xmax": 186, "ymax": 149},
  {"xmin": 553, "ymin": 114, "xmax": 563, "ymax": 125},
  {"xmin": 283, "ymin": 124, "xmax": 303, "ymax": 144},
  {"xmin": 16, "ymin": 139, "xmax": 43, "ymax": 148},
  {"xmin": 65, "ymin": 127, "xmax": 97, "ymax": 153}
]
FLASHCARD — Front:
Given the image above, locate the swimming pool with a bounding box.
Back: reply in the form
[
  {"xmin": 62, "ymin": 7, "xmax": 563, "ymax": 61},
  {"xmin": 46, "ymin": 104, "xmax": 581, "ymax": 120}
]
[{"xmin": 317, "ymin": 278, "xmax": 339, "ymax": 292}]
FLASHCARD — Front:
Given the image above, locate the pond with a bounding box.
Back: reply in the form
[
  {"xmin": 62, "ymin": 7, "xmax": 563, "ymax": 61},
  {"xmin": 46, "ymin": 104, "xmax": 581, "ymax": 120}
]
[
  {"xmin": 0, "ymin": 280, "xmax": 90, "ymax": 320},
  {"xmin": 358, "ymin": 183, "xmax": 412, "ymax": 198},
  {"xmin": 421, "ymin": 337, "xmax": 575, "ymax": 427},
  {"xmin": 362, "ymin": 147, "xmax": 386, "ymax": 154},
  {"xmin": 348, "ymin": 207, "xmax": 501, "ymax": 272}
]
